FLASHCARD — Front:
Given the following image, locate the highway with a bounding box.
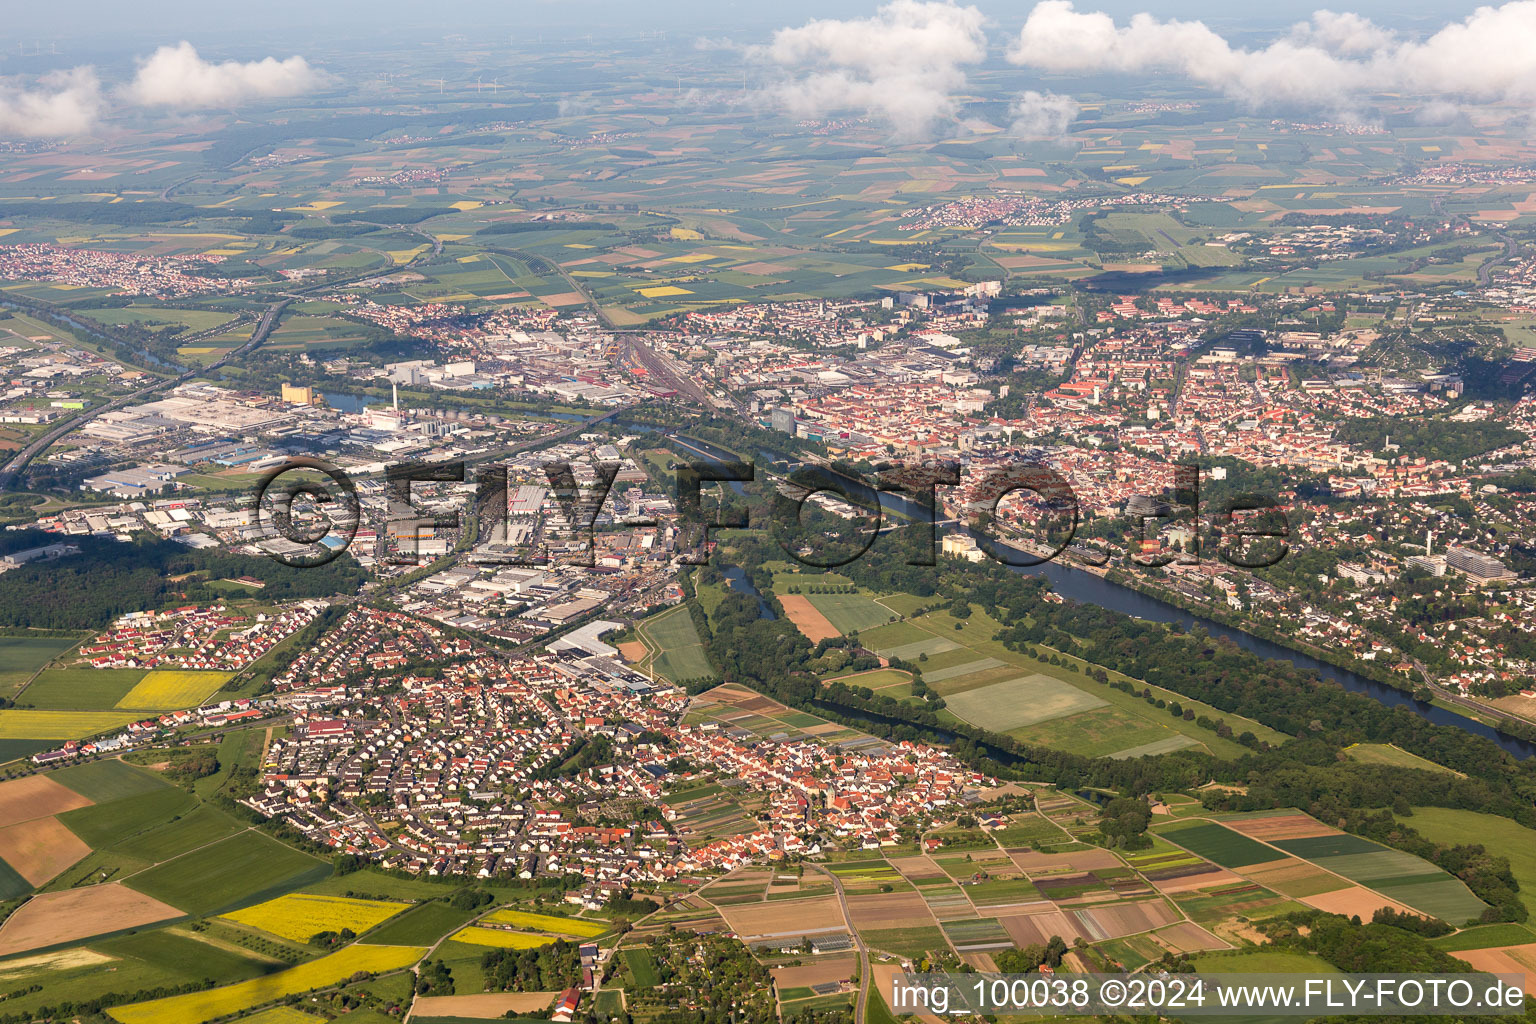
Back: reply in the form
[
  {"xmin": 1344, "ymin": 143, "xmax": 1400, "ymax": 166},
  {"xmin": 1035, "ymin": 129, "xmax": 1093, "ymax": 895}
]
[{"xmin": 0, "ymin": 297, "xmax": 291, "ymax": 491}]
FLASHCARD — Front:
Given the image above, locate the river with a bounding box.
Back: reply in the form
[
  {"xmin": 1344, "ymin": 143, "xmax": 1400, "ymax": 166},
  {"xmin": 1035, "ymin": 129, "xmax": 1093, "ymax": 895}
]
[{"xmin": 663, "ymin": 430, "xmax": 1536, "ymax": 760}]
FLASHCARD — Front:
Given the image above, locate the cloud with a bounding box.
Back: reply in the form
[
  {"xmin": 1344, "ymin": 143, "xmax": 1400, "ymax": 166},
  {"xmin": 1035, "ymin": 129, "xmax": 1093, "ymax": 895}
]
[
  {"xmin": 752, "ymin": 0, "xmax": 987, "ymax": 137},
  {"xmin": 1008, "ymin": 0, "xmax": 1536, "ymax": 117},
  {"xmin": 126, "ymin": 41, "xmax": 328, "ymax": 109},
  {"xmin": 0, "ymin": 68, "xmax": 102, "ymax": 138},
  {"xmin": 1008, "ymin": 90, "xmax": 1078, "ymax": 137}
]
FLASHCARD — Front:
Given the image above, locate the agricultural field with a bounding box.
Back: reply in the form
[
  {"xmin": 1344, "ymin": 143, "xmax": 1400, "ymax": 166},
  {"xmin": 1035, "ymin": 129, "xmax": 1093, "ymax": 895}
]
[
  {"xmin": 0, "ymin": 883, "xmax": 183, "ymax": 956},
  {"xmin": 363, "ymin": 900, "xmax": 479, "ymax": 946},
  {"xmin": 1344, "ymin": 743, "xmax": 1460, "ymax": 775},
  {"xmin": 450, "ymin": 926, "xmax": 558, "ymax": 948},
  {"xmin": 114, "ymin": 670, "xmax": 232, "ymax": 711},
  {"xmin": 0, "ymin": 709, "xmax": 141, "ymax": 740},
  {"xmin": 478, "ymin": 908, "xmax": 608, "ymax": 938},
  {"xmin": 17, "ymin": 668, "xmax": 145, "ymax": 710},
  {"xmin": 1405, "ymin": 807, "xmax": 1536, "ymax": 916},
  {"xmin": 802, "ymin": 591, "xmax": 896, "ymax": 634},
  {"xmin": 126, "ymin": 830, "xmax": 328, "ymax": 916},
  {"xmin": 220, "ymin": 893, "xmax": 410, "ymax": 942},
  {"xmin": 0, "ymin": 635, "xmax": 83, "ymax": 696},
  {"xmin": 635, "ymin": 605, "xmax": 713, "ymax": 684},
  {"xmin": 106, "ymin": 943, "xmax": 426, "ymax": 1024}
]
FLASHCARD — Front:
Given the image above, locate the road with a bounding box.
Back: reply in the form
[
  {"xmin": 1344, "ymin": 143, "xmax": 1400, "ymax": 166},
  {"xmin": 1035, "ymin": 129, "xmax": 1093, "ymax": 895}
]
[
  {"xmin": 0, "ymin": 297, "xmax": 291, "ymax": 491},
  {"xmin": 1477, "ymin": 233, "xmax": 1517, "ymax": 287},
  {"xmin": 809, "ymin": 863, "xmax": 871, "ymax": 1023}
]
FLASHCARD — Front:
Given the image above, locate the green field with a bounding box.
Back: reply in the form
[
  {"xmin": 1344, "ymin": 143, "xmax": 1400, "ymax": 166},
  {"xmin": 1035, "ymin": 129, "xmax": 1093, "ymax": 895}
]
[
  {"xmin": 639, "ymin": 605, "xmax": 714, "ymax": 684},
  {"xmin": 362, "ymin": 900, "xmax": 477, "ymax": 946},
  {"xmin": 52, "ymin": 758, "xmax": 172, "ymax": 801},
  {"xmin": 59, "ymin": 784, "xmax": 196, "ymax": 848},
  {"xmin": 624, "ymin": 946, "xmax": 660, "ymax": 987},
  {"xmin": 1154, "ymin": 821, "xmax": 1278, "ymax": 868},
  {"xmin": 19, "ymin": 668, "xmax": 146, "ymax": 710},
  {"xmin": 943, "ymin": 674, "xmax": 1107, "ymax": 731},
  {"xmin": 1344, "ymin": 744, "xmax": 1459, "ymax": 775},
  {"xmin": 1430, "ymin": 922, "xmax": 1536, "ymax": 952},
  {"xmin": 1271, "ymin": 833, "xmax": 1486, "ymax": 924},
  {"xmin": 858, "ymin": 925, "xmax": 949, "ymax": 960},
  {"xmin": 126, "ymin": 830, "xmax": 328, "ymax": 915},
  {"xmin": 1405, "ymin": 807, "xmax": 1536, "ymax": 916},
  {"xmin": 804, "ymin": 592, "xmax": 896, "ymax": 634},
  {"xmin": 0, "ymin": 635, "xmax": 82, "ymax": 694}
]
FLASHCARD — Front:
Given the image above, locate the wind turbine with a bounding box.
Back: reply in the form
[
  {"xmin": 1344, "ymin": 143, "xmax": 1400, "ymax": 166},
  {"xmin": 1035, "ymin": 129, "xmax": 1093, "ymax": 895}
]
[
  {"xmin": 435, "ymin": 78, "xmax": 444, "ymax": 94},
  {"xmin": 476, "ymin": 76, "xmax": 482, "ymax": 94},
  {"xmin": 491, "ymin": 78, "xmax": 499, "ymax": 95}
]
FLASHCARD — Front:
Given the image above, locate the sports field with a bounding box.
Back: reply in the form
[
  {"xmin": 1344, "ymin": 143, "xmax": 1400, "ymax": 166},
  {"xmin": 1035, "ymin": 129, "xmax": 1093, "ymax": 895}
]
[
  {"xmin": 107, "ymin": 943, "xmax": 426, "ymax": 1024},
  {"xmin": 220, "ymin": 893, "xmax": 410, "ymax": 942},
  {"xmin": 115, "ymin": 670, "xmax": 231, "ymax": 711},
  {"xmin": 942, "ymin": 674, "xmax": 1106, "ymax": 731}
]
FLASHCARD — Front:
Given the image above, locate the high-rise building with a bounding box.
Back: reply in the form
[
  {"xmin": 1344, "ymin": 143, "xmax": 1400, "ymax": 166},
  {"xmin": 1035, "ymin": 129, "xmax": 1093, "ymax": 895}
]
[
  {"xmin": 281, "ymin": 383, "xmax": 316, "ymax": 406},
  {"xmin": 1445, "ymin": 545, "xmax": 1514, "ymax": 582}
]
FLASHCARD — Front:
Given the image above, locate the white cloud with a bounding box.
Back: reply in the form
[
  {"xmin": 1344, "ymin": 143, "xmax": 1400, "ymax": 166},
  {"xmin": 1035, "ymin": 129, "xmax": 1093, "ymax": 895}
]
[
  {"xmin": 126, "ymin": 42, "xmax": 328, "ymax": 109},
  {"xmin": 752, "ymin": 0, "xmax": 987, "ymax": 138},
  {"xmin": 0, "ymin": 67, "xmax": 102, "ymax": 138},
  {"xmin": 1008, "ymin": 89, "xmax": 1078, "ymax": 137},
  {"xmin": 1008, "ymin": 0, "xmax": 1536, "ymax": 117}
]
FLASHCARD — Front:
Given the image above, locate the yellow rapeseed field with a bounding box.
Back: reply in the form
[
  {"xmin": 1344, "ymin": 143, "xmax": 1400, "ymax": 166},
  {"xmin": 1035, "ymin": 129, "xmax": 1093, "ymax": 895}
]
[
  {"xmin": 480, "ymin": 908, "xmax": 607, "ymax": 938},
  {"xmin": 450, "ymin": 926, "xmax": 558, "ymax": 949},
  {"xmin": 108, "ymin": 944, "xmax": 425, "ymax": 1024},
  {"xmin": 115, "ymin": 670, "xmax": 230, "ymax": 711},
  {"xmin": 0, "ymin": 710, "xmax": 139, "ymax": 739},
  {"xmin": 219, "ymin": 893, "xmax": 409, "ymax": 942}
]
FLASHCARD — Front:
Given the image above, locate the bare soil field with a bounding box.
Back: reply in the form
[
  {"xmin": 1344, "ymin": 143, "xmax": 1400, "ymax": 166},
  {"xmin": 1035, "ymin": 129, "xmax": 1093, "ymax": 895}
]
[
  {"xmin": 0, "ymin": 884, "xmax": 181, "ymax": 955},
  {"xmin": 0, "ymin": 775, "xmax": 91, "ymax": 828},
  {"xmin": 1244, "ymin": 859, "xmax": 1348, "ymax": 898},
  {"xmin": 1150, "ymin": 867, "xmax": 1243, "ymax": 894},
  {"xmin": 889, "ymin": 856, "xmax": 946, "ymax": 881},
  {"xmin": 1151, "ymin": 921, "xmax": 1229, "ymax": 953},
  {"xmin": 999, "ymin": 908, "xmax": 1084, "ymax": 946},
  {"xmin": 1077, "ymin": 900, "xmax": 1180, "ymax": 940},
  {"xmin": 714, "ymin": 894, "xmax": 845, "ymax": 938},
  {"xmin": 0, "ymin": 815, "xmax": 91, "ymax": 885},
  {"xmin": 1301, "ymin": 885, "xmax": 1413, "ymax": 920},
  {"xmin": 411, "ymin": 993, "xmax": 557, "ymax": 1017},
  {"xmin": 771, "ymin": 954, "xmax": 856, "ymax": 989},
  {"xmin": 616, "ymin": 641, "xmax": 647, "ymax": 663},
  {"xmin": 1456, "ymin": 944, "xmax": 1536, "ymax": 994},
  {"xmin": 1223, "ymin": 813, "xmax": 1334, "ymax": 842},
  {"xmin": 846, "ymin": 892, "xmax": 935, "ymax": 930},
  {"xmin": 778, "ymin": 596, "xmax": 840, "ymax": 642}
]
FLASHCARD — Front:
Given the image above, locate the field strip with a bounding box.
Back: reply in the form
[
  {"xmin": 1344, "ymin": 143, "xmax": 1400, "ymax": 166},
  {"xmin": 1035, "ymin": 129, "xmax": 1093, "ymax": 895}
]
[
  {"xmin": 922, "ymin": 658, "xmax": 1004, "ymax": 683},
  {"xmin": 1157, "ymin": 816, "xmax": 1419, "ymax": 917}
]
